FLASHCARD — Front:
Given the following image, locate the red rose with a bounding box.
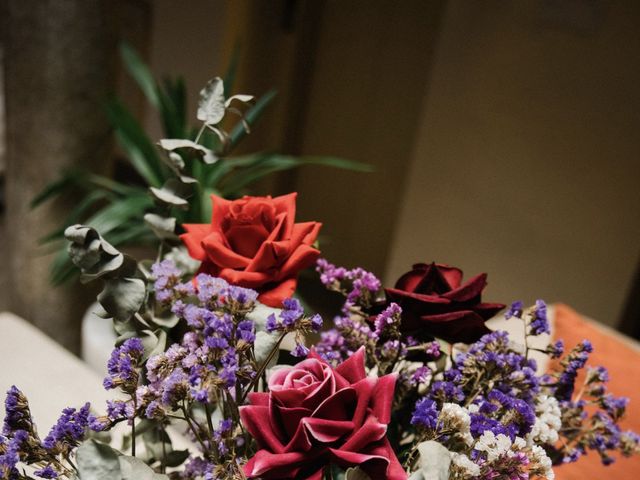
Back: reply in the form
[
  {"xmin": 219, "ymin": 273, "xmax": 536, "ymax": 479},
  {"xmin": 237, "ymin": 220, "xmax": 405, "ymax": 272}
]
[
  {"xmin": 385, "ymin": 263, "xmax": 504, "ymax": 344},
  {"xmin": 181, "ymin": 193, "xmax": 321, "ymax": 307},
  {"xmin": 240, "ymin": 348, "xmax": 407, "ymax": 480}
]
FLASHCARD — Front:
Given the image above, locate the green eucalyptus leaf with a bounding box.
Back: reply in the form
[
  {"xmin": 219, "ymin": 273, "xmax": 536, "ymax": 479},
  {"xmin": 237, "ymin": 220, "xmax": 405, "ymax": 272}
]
[
  {"xmin": 197, "ymin": 77, "xmax": 225, "ymax": 125},
  {"xmin": 158, "ymin": 139, "xmax": 218, "ymax": 165},
  {"xmin": 345, "ymin": 467, "xmax": 373, "ymax": 480},
  {"xmin": 224, "ymin": 94, "xmax": 254, "ymax": 107},
  {"xmin": 119, "ymin": 456, "xmax": 169, "ymax": 480},
  {"xmin": 97, "ymin": 277, "xmax": 146, "ymax": 322},
  {"xmin": 76, "ymin": 440, "xmax": 121, "ymax": 480},
  {"xmin": 151, "ymin": 314, "xmax": 180, "ymax": 329},
  {"xmin": 164, "ymin": 449, "xmax": 190, "ymax": 468},
  {"xmin": 65, "ymin": 225, "xmax": 125, "ymax": 281},
  {"xmin": 144, "ymin": 213, "xmax": 177, "ymax": 240},
  {"xmin": 149, "ymin": 179, "xmax": 191, "ymax": 208}
]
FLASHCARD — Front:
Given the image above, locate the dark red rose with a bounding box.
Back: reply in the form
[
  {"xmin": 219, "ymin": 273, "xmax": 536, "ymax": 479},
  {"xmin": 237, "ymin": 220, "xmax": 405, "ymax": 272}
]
[
  {"xmin": 181, "ymin": 193, "xmax": 321, "ymax": 308},
  {"xmin": 385, "ymin": 263, "xmax": 504, "ymax": 344},
  {"xmin": 240, "ymin": 348, "xmax": 407, "ymax": 480}
]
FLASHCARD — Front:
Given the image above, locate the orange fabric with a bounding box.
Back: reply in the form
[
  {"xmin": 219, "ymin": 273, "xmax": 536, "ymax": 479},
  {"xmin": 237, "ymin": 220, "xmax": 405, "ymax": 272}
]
[{"xmin": 551, "ymin": 304, "xmax": 640, "ymax": 479}]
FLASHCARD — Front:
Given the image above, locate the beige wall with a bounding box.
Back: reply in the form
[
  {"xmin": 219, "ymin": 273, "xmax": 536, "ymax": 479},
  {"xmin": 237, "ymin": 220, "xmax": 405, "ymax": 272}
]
[{"xmin": 386, "ymin": 0, "xmax": 640, "ymax": 326}]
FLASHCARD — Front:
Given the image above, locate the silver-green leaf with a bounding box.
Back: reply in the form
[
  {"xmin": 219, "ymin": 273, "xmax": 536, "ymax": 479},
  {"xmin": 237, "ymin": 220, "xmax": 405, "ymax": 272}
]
[
  {"xmin": 197, "ymin": 77, "xmax": 225, "ymax": 125},
  {"xmin": 144, "ymin": 213, "xmax": 177, "ymax": 240},
  {"xmin": 119, "ymin": 456, "xmax": 169, "ymax": 480},
  {"xmin": 76, "ymin": 440, "xmax": 121, "ymax": 480}
]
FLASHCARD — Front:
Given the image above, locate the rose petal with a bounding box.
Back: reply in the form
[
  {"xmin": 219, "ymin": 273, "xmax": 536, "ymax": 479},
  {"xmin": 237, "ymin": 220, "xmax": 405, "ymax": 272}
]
[
  {"xmin": 473, "ymin": 301, "xmax": 506, "ymax": 319},
  {"xmin": 247, "ymin": 391, "xmax": 270, "ymax": 406},
  {"xmin": 335, "ymin": 347, "xmax": 367, "ymax": 384},
  {"xmin": 272, "ymin": 193, "xmax": 298, "ymax": 238},
  {"xmin": 350, "ymin": 378, "xmax": 376, "ymax": 427},
  {"xmin": 209, "ymin": 194, "xmax": 233, "ymax": 230},
  {"xmin": 435, "ymin": 263, "xmax": 463, "ymax": 289},
  {"xmin": 224, "ymin": 223, "xmax": 271, "ymax": 258},
  {"xmin": 239, "ymin": 405, "xmax": 285, "ymax": 453},
  {"xmin": 370, "ymin": 373, "xmax": 397, "ymax": 424},
  {"xmin": 274, "ymin": 405, "xmax": 313, "ymax": 441},
  {"xmin": 340, "ymin": 416, "xmax": 387, "ymax": 452},
  {"xmin": 180, "ymin": 224, "xmax": 211, "ymax": 261},
  {"xmin": 312, "ymin": 387, "xmax": 356, "ymax": 421},
  {"xmin": 276, "ymin": 244, "xmax": 321, "ymax": 281},
  {"xmin": 303, "ymin": 417, "xmax": 355, "ymax": 443},
  {"xmin": 246, "ymin": 213, "xmax": 288, "ymax": 272},
  {"xmin": 441, "ymin": 273, "xmax": 487, "ymax": 302},
  {"xmin": 217, "ymin": 268, "xmax": 270, "ymax": 288},
  {"xmin": 201, "ymin": 231, "xmax": 251, "ymax": 269},
  {"xmin": 245, "ymin": 450, "xmax": 307, "ymax": 477},
  {"xmin": 420, "ymin": 310, "xmax": 492, "ymax": 344},
  {"xmin": 394, "ymin": 263, "xmax": 429, "ymax": 292},
  {"xmin": 258, "ymin": 278, "xmax": 298, "ymax": 308},
  {"xmin": 328, "ymin": 448, "xmax": 389, "ymax": 476}
]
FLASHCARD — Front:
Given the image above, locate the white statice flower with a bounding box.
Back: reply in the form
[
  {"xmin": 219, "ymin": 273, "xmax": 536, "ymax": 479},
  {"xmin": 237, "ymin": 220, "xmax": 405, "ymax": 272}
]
[
  {"xmin": 438, "ymin": 403, "xmax": 473, "ymax": 445},
  {"xmin": 527, "ymin": 395, "xmax": 562, "ymax": 445},
  {"xmin": 529, "ymin": 444, "xmax": 555, "ymax": 480},
  {"xmin": 474, "ymin": 431, "xmax": 512, "ymax": 462},
  {"xmin": 450, "ymin": 452, "xmax": 480, "ymax": 477}
]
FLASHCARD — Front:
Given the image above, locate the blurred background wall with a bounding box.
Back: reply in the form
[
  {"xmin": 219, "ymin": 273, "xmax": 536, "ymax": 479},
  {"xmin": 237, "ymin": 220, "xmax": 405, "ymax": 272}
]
[{"xmin": 1, "ymin": 0, "xmax": 639, "ymax": 351}]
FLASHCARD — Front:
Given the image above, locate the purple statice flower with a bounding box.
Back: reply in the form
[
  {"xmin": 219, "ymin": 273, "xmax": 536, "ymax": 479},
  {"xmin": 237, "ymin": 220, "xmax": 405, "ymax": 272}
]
[
  {"xmin": 281, "ymin": 298, "xmax": 304, "ymax": 327},
  {"xmin": 373, "ymin": 302, "xmax": 402, "ymax": 337},
  {"xmin": 477, "ymin": 390, "xmax": 536, "ymax": 439},
  {"xmin": 3, "ymin": 386, "xmax": 33, "ymax": 435},
  {"xmin": 291, "ymin": 343, "xmax": 310, "ymax": 358},
  {"xmin": 587, "ymin": 366, "xmax": 610, "ymax": 384},
  {"xmin": 34, "ymin": 465, "xmax": 58, "ymax": 479},
  {"xmin": 411, "ymin": 398, "xmax": 439, "ymax": 430},
  {"xmin": 225, "ymin": 285, "xmax": 258, "ymax": 310},
  {"xmin": 529, "ymin": 299, "xmax": 549, "ymax": 336},
  {"xmin": 265, "ymin": 298, "xmax": 322, "ymax": 344},
  {"xmin": 316, "ymin": 258, "xmax": 381, "ymax": 311},
  {"xmin": 315, "ymin": 329, "xmax": 350, "ymax": 363},
  {"xmin": 505, "ymin": 300, "xmax": 524, "ymax": 320},
  {"xmin": 160, "ymin": 370, "xmax": 190, "ymax": 407},
  {"xmin": 265, "ymin": 313, "xmax": 278, "ymax": 333},
  {"xmin": 554, "ymin": 340, "xmax": 593, "ymax": 401},
  {"xmin": 470, "ymin": 412, "xmax": 512, "ymax": 438},
  {"xmin": 195, "ymin": 274, "xmax": 228, "ymax": 305},
  {"xmin": 601, "ymin": 395, "xmax": 629, "ymax": 419},
  {"xmin": 548, "ymin": 339, "xmax": 564, "ymax": 359},
  {"xmin": 425, "ymin": 341, "xmax": 441, "ymax": 359},
  {"xmin": 151, "ymin": 260, "xmax": 183, "ymax": 303},
  {"xmin": 103, "ymin": 338, "xmax": 144, "ymax": 393},
  {"xmin": 237, "ymin": 320, "xmax": 256, "ymax": 343},
  {"xmin": 430, "ymin": 380, "xmax": 465, "ymax": 403},
  {"xmin": 42, "ymin": 403, "xmax": 90, "ymax": 454},
  {"xmin": 310, "ymin": 314, "xmax": 323, "ymax": 332},
  {"xmin": 316, "ymin": 258, "xmax": 347, "ymax": 286},
  {"xmin": 181, "ymin": 456, "xmax": 213, "ymax": 479},
  {"xmin": 410, "ymin": 366, "xmax": 431, "ymax": 386},
  {"xmin": 0, "ymin": 431, "xmax": 26, "ymax": 479}
]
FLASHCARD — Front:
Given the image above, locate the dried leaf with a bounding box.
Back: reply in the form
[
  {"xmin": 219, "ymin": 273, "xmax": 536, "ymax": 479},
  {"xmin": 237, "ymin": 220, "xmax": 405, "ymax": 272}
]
[{"xmin": 144, "ymin": 213, "xmax": 177, "ymax": 240}]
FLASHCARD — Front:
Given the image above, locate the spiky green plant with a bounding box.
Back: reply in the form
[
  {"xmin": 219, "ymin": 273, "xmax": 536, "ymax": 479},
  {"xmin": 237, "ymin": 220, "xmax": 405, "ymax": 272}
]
[{"xmin": 33, "ymin": 44, "xmax": 370, "ymax": 284}]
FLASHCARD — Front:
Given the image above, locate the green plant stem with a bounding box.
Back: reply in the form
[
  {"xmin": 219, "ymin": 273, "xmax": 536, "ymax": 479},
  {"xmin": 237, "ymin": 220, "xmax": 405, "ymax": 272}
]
[
  {"xmin": 241, "ymin": 333, "xmax": 287, "ymax": 403},
  {"xmin": 204, "ymin": 402, "xmax": 215, "ymax": 439},
  {"xmin": 131, "ymin": 395, "xmax": 137, "ymax": 456}
]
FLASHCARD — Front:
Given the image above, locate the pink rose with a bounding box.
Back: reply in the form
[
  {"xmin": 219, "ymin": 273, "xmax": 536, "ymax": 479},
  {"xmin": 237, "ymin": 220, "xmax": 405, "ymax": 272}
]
[{"xmin": 240, "ymin": 348, "xmax": 406, "ymax": 479}]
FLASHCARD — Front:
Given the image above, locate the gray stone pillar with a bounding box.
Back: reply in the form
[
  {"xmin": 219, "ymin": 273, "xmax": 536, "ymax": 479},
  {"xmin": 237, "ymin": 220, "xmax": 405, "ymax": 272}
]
[{"xmin": 3, "ymin": 0, "xmax": 115, "ymax": 351}]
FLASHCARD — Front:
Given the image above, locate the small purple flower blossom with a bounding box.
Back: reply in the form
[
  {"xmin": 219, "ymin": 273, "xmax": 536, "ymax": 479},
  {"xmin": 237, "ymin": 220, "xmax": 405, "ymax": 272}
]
[{"xmin": 411, "ymin": 398, "xmax": 439, "ymax": 430}]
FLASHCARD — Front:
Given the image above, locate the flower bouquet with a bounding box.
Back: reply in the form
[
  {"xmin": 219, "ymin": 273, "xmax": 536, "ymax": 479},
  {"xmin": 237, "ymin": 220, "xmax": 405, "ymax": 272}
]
[{"xmin": 2, "ymin": 74, "xmax": 639, "ymax": 480}]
